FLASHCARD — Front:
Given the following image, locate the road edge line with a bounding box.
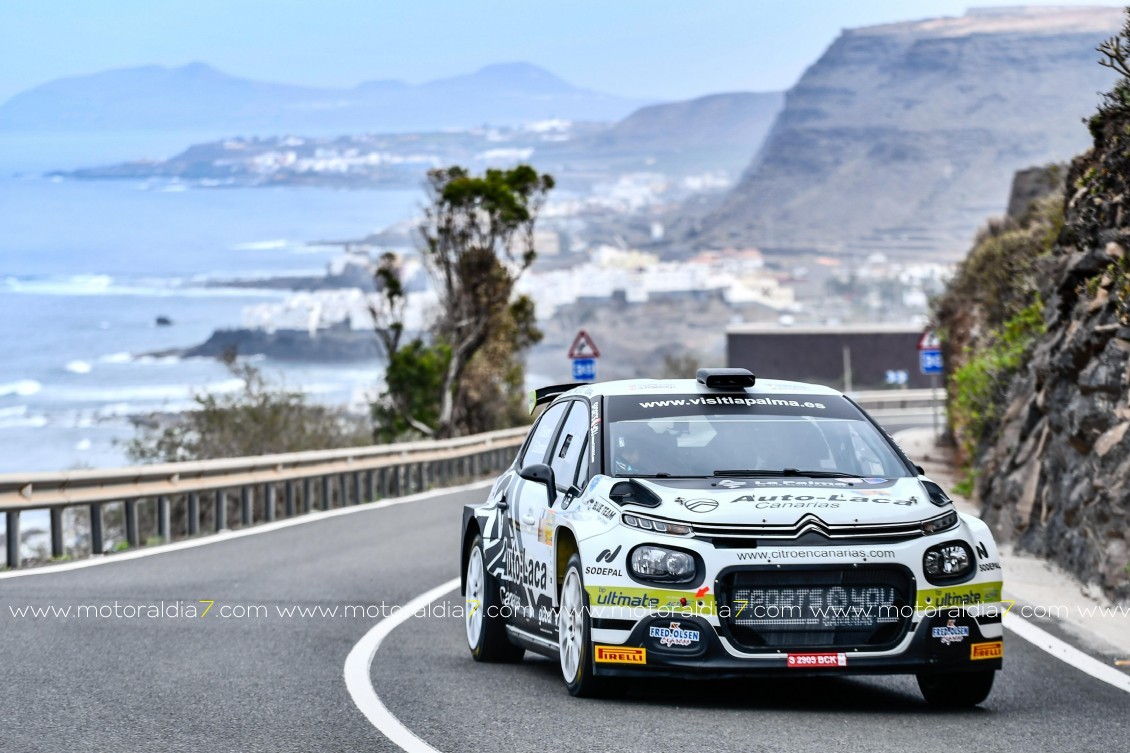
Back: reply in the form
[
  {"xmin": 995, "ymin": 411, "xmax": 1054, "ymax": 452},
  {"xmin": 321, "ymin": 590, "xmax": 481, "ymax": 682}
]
[
  {"xmin": 344, "ymin": 577, "xmax": 459, "ymax": 753},
  {"xmin": 1003, "ymin": 612, "xmax": 1130, "ymax": 694}
]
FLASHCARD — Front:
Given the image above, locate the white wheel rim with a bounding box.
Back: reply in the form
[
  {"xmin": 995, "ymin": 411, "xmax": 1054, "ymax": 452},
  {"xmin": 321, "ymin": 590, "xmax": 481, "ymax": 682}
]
[
  {"xmin": 559, "ymin": 569, "xmax": 584, "ymax": 681},
  {"xmin": 466, "ymin": 546, "xmax": 485, "ymax": 649}
]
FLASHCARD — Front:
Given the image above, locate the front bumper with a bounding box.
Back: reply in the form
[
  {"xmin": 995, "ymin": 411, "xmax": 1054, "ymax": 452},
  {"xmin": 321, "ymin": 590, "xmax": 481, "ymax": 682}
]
[{"xmin": 591, "ymin": 609, "xmax": 1003, "ymax": 679}]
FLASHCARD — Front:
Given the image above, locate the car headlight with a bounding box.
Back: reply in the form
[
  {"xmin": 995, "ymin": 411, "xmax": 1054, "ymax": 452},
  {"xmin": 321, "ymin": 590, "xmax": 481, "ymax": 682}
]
[
  {"xmin": 923, "ymin": 540, "xmax": 973, "ymax": 583},
  {"xmin": 921, "ymin": 510, "xmax": 958, "ymax": 534},
  {"xmin": 629, "ymin": 545, "xmax": 696, "ymax": 584},
  {"xmin": 622, "ymin": 514, "xmax": 692, "ymax": 536}
]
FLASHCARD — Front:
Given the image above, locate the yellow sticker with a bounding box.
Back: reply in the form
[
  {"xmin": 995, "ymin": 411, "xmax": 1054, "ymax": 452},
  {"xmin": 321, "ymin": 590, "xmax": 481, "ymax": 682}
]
[
  {"xmin": 970, "ymin": 641, "xmax": 1003, "ymax": 660},
  {"xmin": 594, "ymin": 645, "xmax": 646, "ymax": 665},
  {"xmin": 916, "ymin": 581, "xmax": 1003, "ymax": 610}
]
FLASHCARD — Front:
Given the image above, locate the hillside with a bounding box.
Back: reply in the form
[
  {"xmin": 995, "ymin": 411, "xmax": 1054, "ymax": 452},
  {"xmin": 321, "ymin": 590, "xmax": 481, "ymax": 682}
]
[
  {"xmin": 934, "ymin": 23, "xmax": 1130, "ymax": 601},
  {"xmin": 583, "ymin": 91, "xmax": 783, "ymax": 152},
  {"xmin": 0, "ymin": 61, "xmax": 648, "ymax": 134},
  {"xmin": 688, "ymin": 6, "xmax": 1123, "ymax": 259}
]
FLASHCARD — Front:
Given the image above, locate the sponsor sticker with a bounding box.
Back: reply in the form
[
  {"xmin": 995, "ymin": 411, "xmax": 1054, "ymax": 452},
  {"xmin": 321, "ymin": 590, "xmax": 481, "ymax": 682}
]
[
  {"xmin": 916, "ymin": 581, "xmax": 1003, "ymax": 610},
  {"xmin": 649, "ymin": 622, "xmax": 701, "ymax": 648},
  {"xmin": 931, "ymin": 619, "xmax": 970, "ymax": 645},
  {"xmin": 787, "ymin": 652, "xmax": 847, "ymax": 668},
  {"xmin": 594, "ymin": 645, "xmax": 646, "ymax": 665},
  {"xmin": 970, "ymin": 641, "xmax": 1003, "ymax": 660},
  {"xmin": 589, "ymin": 402, "xmax": 600, "ymax": 464},
  {"xmin": 587, "ymin": 585, "xmax": 716, "ymax": 614},
  {"xmin": 537, "ymin": 510, "xmax": 556, "ymax": 545},
  {"xmin": 596, "ymin": 545, "xmax": 621, "ymax": 563}
]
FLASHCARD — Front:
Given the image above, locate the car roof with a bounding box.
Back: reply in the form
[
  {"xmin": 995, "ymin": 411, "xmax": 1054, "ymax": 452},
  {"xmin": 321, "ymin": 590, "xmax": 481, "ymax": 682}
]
[{"xmin": 560, "ymin": 377, "xmax": 845, "ymax": 400}]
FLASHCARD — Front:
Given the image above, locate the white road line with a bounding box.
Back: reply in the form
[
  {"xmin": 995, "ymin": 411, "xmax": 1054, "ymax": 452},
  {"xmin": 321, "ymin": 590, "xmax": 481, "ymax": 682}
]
[
  {"xmin": 344, "ymin": 578, "xmax": 457, "ymax": 753},
  {"xmin": 1004, "ymin": 613, "xmax": 1130, "ymax": 694},
  {"xmin": 0, "ymin": 480, "xmax": 493, "ymax": 580},
  {"xmin": 345, "ymin": 589, "xmax": 1130, "ymax": 753}
]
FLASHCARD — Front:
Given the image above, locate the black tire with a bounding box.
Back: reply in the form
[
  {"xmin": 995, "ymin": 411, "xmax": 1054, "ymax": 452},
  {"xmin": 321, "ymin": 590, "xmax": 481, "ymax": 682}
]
[
  {"xmin": 559, "ymin": 553, "xmax": 613, "ymax": 697},
  {"xmin": 465, "ymin": 533, "xmax": 524, "ymax": 663},
  {"xmin": 916, "ymin": 670, "xmax": 995, "ymax": 707}
]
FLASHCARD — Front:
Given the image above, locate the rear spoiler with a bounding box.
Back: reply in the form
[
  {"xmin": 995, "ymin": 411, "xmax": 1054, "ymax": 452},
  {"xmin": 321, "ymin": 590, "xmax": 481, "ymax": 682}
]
[{"xmin": 527, "ymin": 383, "xmax": 586, "ymax": 414}]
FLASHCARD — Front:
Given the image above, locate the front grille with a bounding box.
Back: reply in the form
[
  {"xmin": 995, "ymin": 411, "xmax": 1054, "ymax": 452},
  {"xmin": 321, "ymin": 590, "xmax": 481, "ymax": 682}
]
[
  {"xmin": 693, "ymin": 513, "xmax": 924, "ymax": 542},
  {"xmin": 717, "ymin": 566, "xmax": 914, "ymax": 651}
]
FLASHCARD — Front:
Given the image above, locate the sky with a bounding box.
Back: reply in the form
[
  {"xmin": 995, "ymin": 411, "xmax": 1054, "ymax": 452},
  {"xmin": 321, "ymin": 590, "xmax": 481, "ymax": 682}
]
[{"xmin": 0, "ymin": 0, "xmax": 1121, "ymax": 103}]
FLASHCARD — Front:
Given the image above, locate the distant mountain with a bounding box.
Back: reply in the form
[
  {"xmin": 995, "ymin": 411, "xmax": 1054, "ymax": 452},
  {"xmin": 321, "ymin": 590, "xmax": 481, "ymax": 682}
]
[
  {"xmin": 585, "ymin": 91, "xmax": 784, "ymax": 152},
  {"xmin": 0, "ymin": 61, "xmax": 650, "ymax": 134},
  {"xmin": 689, "ymin": 6, "xmax": 1124, "ymax": 258}
]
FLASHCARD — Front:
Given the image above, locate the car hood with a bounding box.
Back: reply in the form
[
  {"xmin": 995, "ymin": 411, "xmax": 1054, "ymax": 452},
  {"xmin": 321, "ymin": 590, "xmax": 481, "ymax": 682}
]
[{"xmin": 626, "ymin": 476, "xmax": 937, "ymax": 526}]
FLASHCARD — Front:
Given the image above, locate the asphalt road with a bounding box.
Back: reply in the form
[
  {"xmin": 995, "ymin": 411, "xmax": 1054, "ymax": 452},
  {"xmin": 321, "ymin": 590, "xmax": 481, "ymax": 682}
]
[{"xmin": 2, "ymin": 471, "xmax": 1127, "ymax": 752}]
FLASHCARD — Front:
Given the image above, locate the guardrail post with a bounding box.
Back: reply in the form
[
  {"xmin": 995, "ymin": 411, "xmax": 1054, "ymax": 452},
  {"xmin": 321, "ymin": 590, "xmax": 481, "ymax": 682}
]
[
  {"xmin": 285, "ymin": 481, "xmax": 296, "ymax": 517},
  {"xmin": 354, "ymin": 472, "xmax": 363, "ymax": 505},
  {"xmin": 215, "ymin": 490, "xmax": 227, "ymax": 532},
  {"xmin": 303, "ymin": 478, "xmax": 313, "ymax": 514},
  {"xmin": 125, "ymin": 499, "xmax": 139, "ymax": 548},
  {"xmin": 378, "ymin": 468, "xmax": 389, "ymax": 499},
  {"xmin": 415, "ymin": 463, "xmax": 425, "ymax": 492},
  {"xmin": 241, "ymin": 486, "xmax": 253, "ymax": 526},
  {"xmin": 158, "ymin": 496, "xmax": 171, "ymax": 543},
  {"xmin": 366, "ymin": 470, "xmax": 376, "ymax": 502},
  {"xmin": 392, "ymin": 466, "xmax": 402, "ymax": 496},
  {"xmin": 265, "ymin": 484, "xmax": 276, "ymax": 522},
  {"xmin": 188, "ymin": 493, "xmax": 200, "ymax": 535},
  {"xmin": 50, "ymin": 507, "xmax": 64, "ymax": 559},
  {"xmin": 6, "ymin": 510, "xmax": 20, "ymax": 569},
  {"xmin": 322, "ymin": 476, "xmax": 332, "ymax": 510},
  {"xmin": 90, "ymin": 503, "xmax": 104, "ymax": 555},
  {"xmin": 339, "ymin": 473, "xmax": 350, "ymax": 506}
]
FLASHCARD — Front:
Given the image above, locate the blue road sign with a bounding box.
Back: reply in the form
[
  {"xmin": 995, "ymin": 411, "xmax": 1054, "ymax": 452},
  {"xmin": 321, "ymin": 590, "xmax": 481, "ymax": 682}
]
[
  {"xmin": 572, "ymin": 357, "xmax": 597, "ymax": 381},
  {"xmin": 920, "ymin": 349, "xmax": 944, "ymax": 375}
]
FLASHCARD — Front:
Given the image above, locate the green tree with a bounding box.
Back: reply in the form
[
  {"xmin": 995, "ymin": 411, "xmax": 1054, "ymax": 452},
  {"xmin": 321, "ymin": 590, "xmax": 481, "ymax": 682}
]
[{"xmin": 371, "ymin": 165, "xmax": 553, "ymax": 440}]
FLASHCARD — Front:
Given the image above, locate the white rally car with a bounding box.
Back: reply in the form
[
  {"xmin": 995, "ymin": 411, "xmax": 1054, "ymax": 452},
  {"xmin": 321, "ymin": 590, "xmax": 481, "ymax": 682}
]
[{"xmin": 460, "ymin": 369, "xmax": 1003, "ymax": 705}]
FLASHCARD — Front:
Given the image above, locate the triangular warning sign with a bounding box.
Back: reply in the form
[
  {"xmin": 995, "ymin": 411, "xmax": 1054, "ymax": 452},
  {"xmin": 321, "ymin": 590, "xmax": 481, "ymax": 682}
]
[{"xmin": 567, "ymin": 330, "xmax": 601, "ymax": 359}]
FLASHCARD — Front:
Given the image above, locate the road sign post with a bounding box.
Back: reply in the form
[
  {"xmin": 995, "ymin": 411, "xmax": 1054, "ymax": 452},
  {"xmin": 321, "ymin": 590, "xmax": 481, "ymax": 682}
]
[
  {"xmin": 568, "ymin": 330, "xmax": 600, "ymax": 383},
  {"xmin": 918, "ymin": 330, "xmax": 944, "ymax": 440}
]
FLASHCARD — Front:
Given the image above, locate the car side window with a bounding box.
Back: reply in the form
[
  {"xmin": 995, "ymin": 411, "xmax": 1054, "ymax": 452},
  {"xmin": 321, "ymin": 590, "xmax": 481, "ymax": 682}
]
[
  {"xmin": 519, "ymin": 401, "xmax": 568, "ymax": 468},
  {"xmin": 550, "ymin": 400, "xmax": 589, "ymax": 491}
]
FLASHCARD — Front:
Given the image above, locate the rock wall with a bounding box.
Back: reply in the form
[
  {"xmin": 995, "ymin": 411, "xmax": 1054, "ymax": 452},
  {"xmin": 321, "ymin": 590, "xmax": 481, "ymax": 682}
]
[{"xmin": 956, "ymin": 105, "xmax": 1130, "ymax": 601}]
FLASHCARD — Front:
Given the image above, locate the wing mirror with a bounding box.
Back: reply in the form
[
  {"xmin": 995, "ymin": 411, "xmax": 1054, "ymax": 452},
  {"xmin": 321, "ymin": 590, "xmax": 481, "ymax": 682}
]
[{"xmin": 519, "ymin": 463, "xmax": 556, "ymax": 507}]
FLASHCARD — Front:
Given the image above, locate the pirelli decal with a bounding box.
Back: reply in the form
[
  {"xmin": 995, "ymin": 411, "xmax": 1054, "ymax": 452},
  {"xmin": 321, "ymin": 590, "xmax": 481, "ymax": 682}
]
[
  {"xmin": 915, "ymin": 581, "xmax": 1003, "ymax": 610},
  {"xmin": 594, "ymin": 645, "xmax": 646, "ymax": 665},
  {"xmin": 970, "ymin": 641, "xmax": 1003, "ymax": 661}
]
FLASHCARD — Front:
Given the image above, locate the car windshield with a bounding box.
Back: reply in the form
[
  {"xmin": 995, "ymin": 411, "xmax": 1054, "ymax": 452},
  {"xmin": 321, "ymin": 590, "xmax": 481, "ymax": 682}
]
[{"xmin": 606, "ymin": 393, "xmax": 909, "ymax": 479}]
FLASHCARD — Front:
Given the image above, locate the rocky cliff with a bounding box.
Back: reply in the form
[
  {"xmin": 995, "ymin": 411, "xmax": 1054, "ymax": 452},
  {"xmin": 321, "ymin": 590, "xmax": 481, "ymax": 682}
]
[
  {"xmin": 691, "ymin": 6, "xmax": 1122, "ymax": 259},
  {"xmin": 936, "ymin": 31, "xmax": 1130, "ymax": 601}
]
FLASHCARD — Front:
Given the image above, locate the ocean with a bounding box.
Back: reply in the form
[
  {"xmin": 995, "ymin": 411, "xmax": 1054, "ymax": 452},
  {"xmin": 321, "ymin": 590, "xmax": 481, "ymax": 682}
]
[{"xmin": 0, "ymin": 132, "xmax": 422, "ymax": 473}]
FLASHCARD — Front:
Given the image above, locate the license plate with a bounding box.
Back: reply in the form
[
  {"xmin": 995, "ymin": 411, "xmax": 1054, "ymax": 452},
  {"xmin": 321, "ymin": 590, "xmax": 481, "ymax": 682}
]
[{"xmin": 787, "ymin": 652, "xmax": 847, "ymax": 668}]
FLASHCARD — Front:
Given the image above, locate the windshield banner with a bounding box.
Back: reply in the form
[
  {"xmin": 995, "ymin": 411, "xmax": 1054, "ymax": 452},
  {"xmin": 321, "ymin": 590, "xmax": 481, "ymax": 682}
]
[{"xmin": 609, "ymin": 394, "xmax": 860, "ymax": 422}]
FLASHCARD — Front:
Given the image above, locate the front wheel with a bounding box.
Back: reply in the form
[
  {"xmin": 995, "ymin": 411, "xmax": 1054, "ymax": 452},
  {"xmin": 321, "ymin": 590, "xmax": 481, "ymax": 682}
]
[
  {"xmin": 558, "ymin": 554, "xmax": 611, "ymax": 697},
  {"xmin": 916, "ymin": 670, "xmax": 995, "ymax": 707},
  {"xmin": 465, "ymin": 533, "xmax": 524, "ymax": 663}
]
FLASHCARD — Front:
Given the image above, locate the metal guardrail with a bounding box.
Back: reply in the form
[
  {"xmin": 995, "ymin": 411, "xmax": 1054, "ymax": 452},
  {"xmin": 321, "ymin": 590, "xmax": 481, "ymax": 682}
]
[
  {"xmin": 0, "ymin": 390, "xmax": 945, "ymax": 570},
  {"xmin": 848, "ymin": 389, "xmax": 939, "ymax": 409},
  {"xmin": 0, "ymin": 427, "xmax": 527, "ymax": 570}
]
